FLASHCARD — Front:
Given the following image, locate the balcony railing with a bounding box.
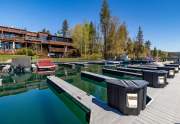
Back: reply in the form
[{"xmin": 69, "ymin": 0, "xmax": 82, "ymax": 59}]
[
  {"xmin": 0, "ymin": 35, "xmax": 73, "ymax": 46},
  {"xmin": 0, "ymin": 36, "xmax": 25, "ymax": 42},
  {"xmin": 49, "ymin": 47, "xmax": 66, "ymax": 53},
  {"xmin": 0, "ymin": 49, "xmax": 16, "ymax": 54}
]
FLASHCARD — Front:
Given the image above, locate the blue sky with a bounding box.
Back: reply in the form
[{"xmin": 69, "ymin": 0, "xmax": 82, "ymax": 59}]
[{"xmin": 0, "ymin": 0, "xmax": 179, "ymax": 52}]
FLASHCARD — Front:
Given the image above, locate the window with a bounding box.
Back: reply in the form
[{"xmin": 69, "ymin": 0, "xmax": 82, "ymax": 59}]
[{"xmin": 38, "ymin": 36, "xmax": 47, "ymax": 41}]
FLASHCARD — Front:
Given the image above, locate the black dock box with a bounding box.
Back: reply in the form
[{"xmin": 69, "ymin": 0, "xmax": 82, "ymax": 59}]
[
  {"xmin": 165, "ymin": 64, "xmax": 179, "ymax": 73},
  {"xmin": 169, "ymin": 63, "xmax": 180, "ymax": 69},
  {"xmin": 142, "ymin": 70, "xmax": 168, "ymax": 88},
  {"xmin": 106, "ymin": 79, "xmax": 149, "ymax": 115},
  {"xmin": 157, "ymin": 66, "xmax": 175, "ymax": 78}
]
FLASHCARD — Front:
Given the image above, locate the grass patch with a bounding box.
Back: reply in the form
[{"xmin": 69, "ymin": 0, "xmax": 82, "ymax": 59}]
[
  {"xmin": 0, "ymin": 55, "xmax": 26, "ymax": 62},
  {"xmin": 0, "ymin": 55, "xmax": 103, "ymax": 63},
  {"xmin": 0, "ymin": 55, "xmax": 39, "ymax": 63},
  {"xmin": 50, "ymin": 58, "xmax": 98, "ymax": 63}
]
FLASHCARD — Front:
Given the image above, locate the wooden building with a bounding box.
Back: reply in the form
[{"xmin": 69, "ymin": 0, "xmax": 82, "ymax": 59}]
[{"xmin": 0, "ymin": 26, "xmax": 74, "ymax": 57}]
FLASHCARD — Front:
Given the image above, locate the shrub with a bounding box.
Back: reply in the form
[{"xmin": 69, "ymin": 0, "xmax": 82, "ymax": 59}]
[
  {"xmin": 89, "ymin": 53, "xmax": 103, "ymax": 60},
  {"xmin": 82, "ymin": 53, "xmax": 103, "ymax": 60},
  {"xmin": 16, "ymin": 48, "xmax": 36, "ymax": 56}
]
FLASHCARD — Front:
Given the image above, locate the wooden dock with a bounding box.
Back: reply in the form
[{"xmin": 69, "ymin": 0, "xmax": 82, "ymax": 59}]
[
  {"xmin": 47, "ymin": 76, "xmax": 124, "ymax": 124},
  {"xmin": 131, "ymin": 73, "xmax": 180, "ymax": 124},
  {"xmin": 47, "ymin": 72, "xmax": 180, "ymax": 124}
]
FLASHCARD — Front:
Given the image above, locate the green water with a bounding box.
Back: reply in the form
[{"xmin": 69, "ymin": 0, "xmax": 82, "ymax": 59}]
[
  {"xmin": 56, "ymin": 65, "xmax": 107, "ymax": 101},
  {"xmin": 0, "ymin": 64, "xmax": 140, "ymax": 124},
  {"xmin": 82, "ymin": 64, "xmax": 142, "ymax": 80},
  {"xmin": 0, "ymin": 74, "xmax": 89, "ymax": 124},
  {"xmin": 56, "ymin": 64, "xmax": 140, "ymax": 101},
  {"xmin": 0, "ymin": 87, "xmax": 88, "ymax": 124}
]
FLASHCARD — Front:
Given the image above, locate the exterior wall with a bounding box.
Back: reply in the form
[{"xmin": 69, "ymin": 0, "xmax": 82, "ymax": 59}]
[{"xmin": 0, "ymin": 26, "xmax": 74, "ymax": 57}]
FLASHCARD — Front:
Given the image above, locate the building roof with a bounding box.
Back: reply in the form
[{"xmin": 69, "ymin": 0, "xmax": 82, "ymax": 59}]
[{"xmin": 0, "ymin": 25, "xmax": 72, "ymax": 40}]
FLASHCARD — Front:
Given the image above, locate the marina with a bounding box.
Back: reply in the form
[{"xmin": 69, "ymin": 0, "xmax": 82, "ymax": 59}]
[
  {"xmin": 47, "ymin": 66, "xmax": 180, "ymax": 124},
  {"xmin": 0, "ymin": 0, "xmax": 180, "ymax": 123},
  {"xmin": 0, "ymin": 61, "xmax": 180, "ymax": 124}
]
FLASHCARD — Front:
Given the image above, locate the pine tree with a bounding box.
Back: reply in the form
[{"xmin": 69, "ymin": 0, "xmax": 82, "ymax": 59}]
[
  {"xmin": 100, "ymin": 0, "xmax": 111, "ymax": 59},
  {"xmin": 158, "ymin": 50, "xmax": 168, "ymax": 60},
  {"xmin": 89, "ymin": 22, "xmax": 96, "ymax": 54},
  {"xmin": 152, "ymin": 47, "xmax": 158, "ymax": 58},
  {"xmin": 135, "ymin": 26, "xmax": 144, "ymax": 59},
  {"xmin": 136, "ymin": 26, "xmax": 143, "ymax": 44},
  {"xmin": 145, "ymin": 40, "xmax": 151, "ymax": 49},
  {"xmin": 61, "ymin": 19, "xmax": 69, "ymax": 37},
  {"xmin": 41, "ymin": 28, "xmax": 50, "ymax": 34},
  {"xmin": 145, "ymin": 40, "xmax": 151, "ymax": 56}
]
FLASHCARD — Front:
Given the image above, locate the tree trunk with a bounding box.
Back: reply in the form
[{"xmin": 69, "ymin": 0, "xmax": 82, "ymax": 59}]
[{"xmin": 104, "ymin": 29, "xmax": 107, "ymax": 59}]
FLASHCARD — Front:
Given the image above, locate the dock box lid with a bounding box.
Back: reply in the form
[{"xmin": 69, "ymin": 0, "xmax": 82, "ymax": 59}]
[
  {"xmin": 117, "ymin": 67, "xmax": 141, "ymax": 71},
  {"xmin": 141, "ymin": 66, "xmax": 157, "ymax": 70},
  {"xmin": 106, "ymin": 79, "xmax": 149, "ymax": 89},
  {"xmin": 128, "ymin": 65, "xmax": 157, "ymax": 70},
  {"xmin": 142, "ymin": 70, "xmax": 168, "ymax": 74},
  {"xmin": 165, "ymin": 64, "xmax": 179, "ymax": 67},
  {"xmin": 157, "ymin": 66, "xmax": 174, "ymax": 70}
]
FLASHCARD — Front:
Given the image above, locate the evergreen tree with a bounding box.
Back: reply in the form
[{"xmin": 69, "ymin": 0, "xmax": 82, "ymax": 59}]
[
  {"xmin": 100, "ymin": 0, "xmax": 111, "ymax": 59},
  {"xmin": 145, "ymin": 40, "xmax": 151, "ymax": 49},
  {"xmin": 41, "ymin": 28, "xmax": 50, "ymax": 34},
  {"xmin": 152, "ymin": 47, "xmax": 158, "ymax": 58},
  {"xmin": 144, "ymin": 40, "xmax": 151, "ymax": 56},
  {"xmin": 89, "ymin": 22, "xmax": 96, "ymax": 54},
  {"xmin": 136, "ymin": 26, "xmax": 143, "ymax": 44},
  {"xmin": 61, "ymin": 19, "xmax": 69, "ymax": 37},
  {"xmin": 158, "ymin": 50, "xmax": 168, "ymax": 60},
  {"xmin": 135, "ymin": 26, "xmax": 144, "ymax": 59}
]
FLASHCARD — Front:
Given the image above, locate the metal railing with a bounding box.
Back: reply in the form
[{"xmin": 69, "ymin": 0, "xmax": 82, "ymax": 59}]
[{"xmin": 49, "ymin": 47, "xmax": 65, "ymax": 53}]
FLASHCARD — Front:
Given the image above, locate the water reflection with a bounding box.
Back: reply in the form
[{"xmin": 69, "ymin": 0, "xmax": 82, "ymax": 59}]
[
  {"xmin": 49, "ymin": 85, "xmax": 89, "ymax": 124},
  {"xmin": 0, "ymin": 64, "xmax": 144, "ymax": 124},
  {"xmin": 56, "ymin": 65, "xmax": 107, "ymax": 101},
  {"xmin": 0, "ymin": 71, "xmax": 53, "ymax": 97},
  {"xmin": 0, "ymin": 69, "xmax": 89, "ymax": 124},
  {"xmin": 0, "ymin": 64, "xmax": 140, "ymax": 101}
]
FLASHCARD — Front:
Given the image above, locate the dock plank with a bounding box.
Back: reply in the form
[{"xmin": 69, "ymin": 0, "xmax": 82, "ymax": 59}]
[{"xmin": 131, "ymin": 72, "xmax": 180, "ymax": 124}]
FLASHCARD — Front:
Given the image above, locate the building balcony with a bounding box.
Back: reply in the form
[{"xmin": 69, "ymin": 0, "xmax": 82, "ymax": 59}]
[
  {"xmin": 0, "ymin": 35, "xmax": 73, "ymax": 47},
  {"xmin": 49, "ymin": 47, "xmax": 67, "ymax": 53},
  {"xmin": 44, "ymin": 41, "xmax": 73, "ymax": 46},
  {"xmin": 0, "ymin": 36, "xmax": 25, "ymax": 43},
  {"xmin": 0, "ymin": 49, "xmax": 16, "ymax": 54}
]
